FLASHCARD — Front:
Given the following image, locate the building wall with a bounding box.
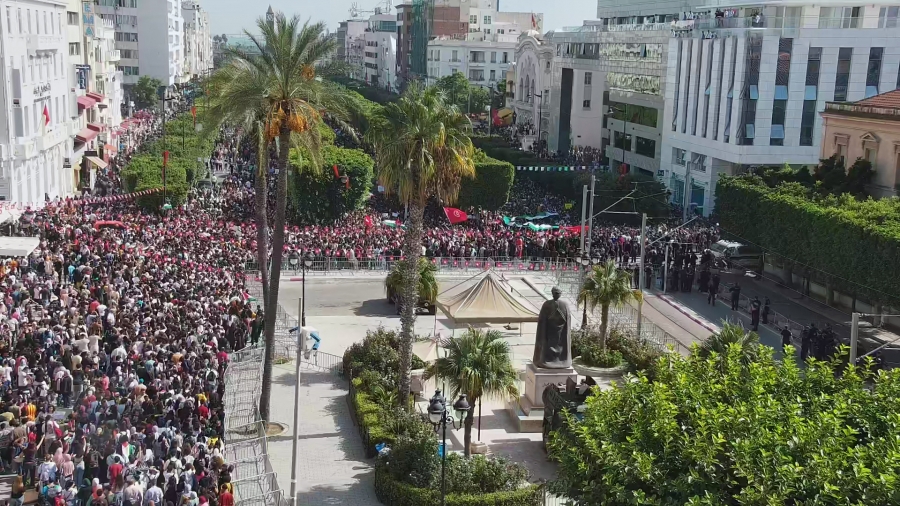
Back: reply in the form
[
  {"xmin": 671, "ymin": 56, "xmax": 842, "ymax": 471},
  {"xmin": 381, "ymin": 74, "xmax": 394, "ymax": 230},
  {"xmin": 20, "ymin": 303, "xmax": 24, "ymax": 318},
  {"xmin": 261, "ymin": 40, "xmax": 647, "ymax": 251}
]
[
  {"xmin": 0, "ymin": 0, "xmax": 75, "ymax": 203},
  {"xmin": 426, "ymin": 39, "xmax": 515, "ymax": 87},
  {"xmin": 661, "ymin": 5, "xmax": 900, "ymax": 215},
  {"xmin": 820, "ymin": 110, "xmax": 900, "ymax": 197},
  {"xmin": 135, "ymin": 0, "xmax": 184, "ymax": 85}
]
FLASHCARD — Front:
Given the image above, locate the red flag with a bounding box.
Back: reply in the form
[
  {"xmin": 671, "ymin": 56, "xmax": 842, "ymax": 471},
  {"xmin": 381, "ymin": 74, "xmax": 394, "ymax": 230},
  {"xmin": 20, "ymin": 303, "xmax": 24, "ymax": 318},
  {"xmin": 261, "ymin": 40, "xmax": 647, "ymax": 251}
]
[
  {"xmin": 42, "ymin": 105, "xmax": 50, "ymax": 126},
  {"xmin": 364, "ymin": 216, "xmax": 373, "ymax": 229},
  {"xmin": 531, "ymin": 13, "xmax": 537, "ymax": 29},
  {"xmin": 163, "ymin": 151, "xmax": 169, "ymax": 167},
  {"xmin": 191, "ymin": 106, "xmax": 197, "ymax": 120},
  {"xmin": 443, "ymin": 207, "xmax": 468, "ymax": 225},
  {"xmin": 332, "ymin": 165, "xmax": 339, "ymax": 178}
]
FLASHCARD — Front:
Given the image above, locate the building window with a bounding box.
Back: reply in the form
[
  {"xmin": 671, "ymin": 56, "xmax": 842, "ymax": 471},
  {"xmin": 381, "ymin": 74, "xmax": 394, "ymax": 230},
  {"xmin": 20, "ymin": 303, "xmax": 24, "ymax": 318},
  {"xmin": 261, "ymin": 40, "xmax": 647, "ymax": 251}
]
[
  {"xmin": 6, "ymin": 7, "xmax": 11, "ymax": 33},
  {"xmin": 864, "ymin": 145, "xmax": 877, "ymax": 165},
  {"xmin": 545, "ymin": 61, "xmax": 550, "ymax": 71},
  {"xmin": 608, "ymin": 101, "xmax": 659, "ymax": 128},
  {"xmin": 739, "ymin": 36, "xmax": 761, "ymax": 145},
  {"xmin": 584, "ymin": 72, "xmax": 592, "ymax": 85},
  {"xmin": 635, "ymin": 137, "xmax": 656, "ymax": 157},
  {"xmin": 835, "ymin": 47, "xmax": 852, "ymax": 101},
  {"xmin": 800, "ymin": 47, "xmax": 822, "ymax": 146},
  {"xmin": 490, "ymin": 51, "xmax": 496, "ymax": 63},
  {"xmin": 878, "ymin": 6, "xmax": 899, "ymax": 27},
  {"xmin": 452, "ymin": 49, "xmax": 458, "ymax": 62},
  {"xmin": 819, "ymin": 6, "xmax": 862, "ymax": 28},
  {"xmin": 771, "ymin": 38, "xmax": 792, "ymax": 146},
  {"xmin": 469, "ymin": 14, "xmax": 477, "ymax": 24},
  {"xmin": 69, "ymin": 43, "xmax": 80, "ymax": 56},
  {"xmin": 583, "ymin": 99, "xmax": 591, "ymax": 109},
  {"xmin": 489, "ymin": 69, "xmax": 495, "ymax": 81},
  {"xmin": 468, "ymin": 69, "xmax": 484, "ymax": 81},
  {"xmin": 673, "ymin": 148, "xmax": 686, "ymax": 165},
  {"xmin": 483, "ymin": 15, "xmax": 491, "ymax": 25},
  {"xmin": 502, "ymin": 52, "xmax": 508, "ymax": 63},
  {"xmin": 866, "ymin": 47, "xmax": 883, "ymax": 98},
  {"xmin": 435, "ymin": 50, "xmax": 440, "ymax": 61},
  {"xmin": 67, "ymin": 11, "xmax": 78, "ymax": 26},
  {"xmin": 614, "ymin": 131, "xmax": 632, "ymax": 151}
]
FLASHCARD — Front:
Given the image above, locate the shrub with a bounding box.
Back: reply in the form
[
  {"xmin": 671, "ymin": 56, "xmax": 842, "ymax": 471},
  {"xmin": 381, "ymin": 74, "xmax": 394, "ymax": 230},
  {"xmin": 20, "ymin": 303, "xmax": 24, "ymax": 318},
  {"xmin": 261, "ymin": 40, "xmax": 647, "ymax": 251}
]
[
  {"xmin": 374, "ymin": 469, "xmax": 542, "ymax": 506},
  {"xmin": 288, "ymin": 145, "xmax": 374, "ymax": 224},
  {"xmin": 457, "ymin": 150, "xmax": 515, "ymax": 211},
  {"xmin": 574, "ymin": 329, "xmax": 662, "ymax": 375}
]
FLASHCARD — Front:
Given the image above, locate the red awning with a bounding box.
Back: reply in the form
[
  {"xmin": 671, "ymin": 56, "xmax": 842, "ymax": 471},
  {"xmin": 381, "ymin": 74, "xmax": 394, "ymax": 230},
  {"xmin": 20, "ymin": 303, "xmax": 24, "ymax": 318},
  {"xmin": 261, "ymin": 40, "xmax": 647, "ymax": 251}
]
[
  {"xmin": 87, "ymin": 123, "xmax": 104, "ymax": 132},
  {"xmin": 86, "ymin": 92, "xmax": 106, "ymax": 102},
  {"xmin": 104, "ymin": 144, "xmax": 117, "ymax": 154},
  {"xmin": 75, "ymin": 127, "xmax": 99, "ymax": 143},
  {"xmin": 77, "ymin": 96, "xmax": 97, "ymax": 109}
]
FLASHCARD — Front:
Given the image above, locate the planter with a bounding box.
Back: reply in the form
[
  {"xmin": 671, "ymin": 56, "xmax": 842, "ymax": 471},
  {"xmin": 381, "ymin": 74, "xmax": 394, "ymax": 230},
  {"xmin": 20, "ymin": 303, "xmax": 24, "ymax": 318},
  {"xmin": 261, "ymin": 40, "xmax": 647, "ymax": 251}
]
[{"xmin": 572, "ymin": 357, "xmax": 628, "ymax": 382}]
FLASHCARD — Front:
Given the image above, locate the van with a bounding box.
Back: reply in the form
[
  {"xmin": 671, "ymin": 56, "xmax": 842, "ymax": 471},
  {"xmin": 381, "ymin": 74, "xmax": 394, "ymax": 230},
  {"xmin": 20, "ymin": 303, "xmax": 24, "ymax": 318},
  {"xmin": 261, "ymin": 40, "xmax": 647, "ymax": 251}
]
[{"xmin": 708, "ymin": 240, "xmax": 763, "ymax": 273}]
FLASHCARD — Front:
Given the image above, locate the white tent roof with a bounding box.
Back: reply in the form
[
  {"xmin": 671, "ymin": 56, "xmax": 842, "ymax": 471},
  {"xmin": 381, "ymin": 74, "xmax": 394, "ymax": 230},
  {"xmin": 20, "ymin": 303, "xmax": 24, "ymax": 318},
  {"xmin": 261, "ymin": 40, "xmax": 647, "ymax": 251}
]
[
  {"xmin": 436, "ymin": 273, "xmax": 540, "ymax": 324},
  {"xmin": 0, "ymin": 237, "xmax": 40, "ymax": 257}
]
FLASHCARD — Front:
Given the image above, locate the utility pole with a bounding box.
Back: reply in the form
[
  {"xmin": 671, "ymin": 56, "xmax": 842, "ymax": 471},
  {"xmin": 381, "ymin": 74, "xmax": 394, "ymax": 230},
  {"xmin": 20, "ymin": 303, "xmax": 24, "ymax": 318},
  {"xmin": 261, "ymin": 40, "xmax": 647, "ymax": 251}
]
[
  {"xmin": 683, "ymin": 161, "xmax": 692, "ymax": 221},
  {"xmin": 289, "ymin": 297, "xmax": 304, "ymax": 506},
  {"xmin": 637, "ymin": 212, "xmax": 647, "ymax": 336},
  {"xmin": 585, "ymin": 174, "xmax": 596, "ymax": 255},
  {"xmin": 579, "ymin": 184, "xmax": 588, "ymax": 255},
  {"xmin": 849, "ymin": 312, "xmax": 860, "ymax": 364}
]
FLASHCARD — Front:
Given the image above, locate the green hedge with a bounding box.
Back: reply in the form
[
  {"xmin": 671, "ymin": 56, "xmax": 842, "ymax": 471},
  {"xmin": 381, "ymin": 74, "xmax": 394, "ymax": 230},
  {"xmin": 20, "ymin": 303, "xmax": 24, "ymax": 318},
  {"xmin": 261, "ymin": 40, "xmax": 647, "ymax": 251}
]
[
  {"xmin": 471, "ymin": 135, "xmax": 545, "ymax": 167},
  {"xmin": 289, "ymin": 145, "xmax": 374, "ymax": 224},
  {"xmin": 716, "ymin": 175, "xmax": 900, "ymax": 306},
  {"xmin": 328, "ymin": 76, "xmax": 399, "ymax": 104},
  {"xmin": 374, "ymin": 468, "xmax": 542, "ymax": 506},
  {"xmin": 457, "ymin": 151, "xmax": 515, "ymax": 211},
  {"xmin": 119, "ymin": 112, "xmax": 214, "ymax": 210}
]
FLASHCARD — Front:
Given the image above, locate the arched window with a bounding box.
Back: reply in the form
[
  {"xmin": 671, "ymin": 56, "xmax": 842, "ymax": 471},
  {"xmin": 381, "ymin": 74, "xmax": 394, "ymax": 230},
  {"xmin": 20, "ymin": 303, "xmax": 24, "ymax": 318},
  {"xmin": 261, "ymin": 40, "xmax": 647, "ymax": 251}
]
[
  {"xmin": 530, "ymin": 81, "xmax": 536, "ymax": 104},
  {"xmin": 519, "ymin": 78, "xmax": 523, "ymax": 99},
  {"xmin": 525, "ymin": 75, "xmax": 531, "ymax": 101}
]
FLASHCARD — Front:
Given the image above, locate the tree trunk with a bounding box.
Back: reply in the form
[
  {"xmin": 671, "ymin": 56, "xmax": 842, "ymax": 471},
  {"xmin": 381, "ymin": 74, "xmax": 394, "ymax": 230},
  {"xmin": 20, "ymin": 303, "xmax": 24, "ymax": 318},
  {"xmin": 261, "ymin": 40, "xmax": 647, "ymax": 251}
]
[
  {"xmin": 255, "ymin": 132, "xmax": 270, "ymax": 307},
  {"xmin": 397, "ymin": 199, "xmax": 425, "ymax": 410},
  {"xmin": 600, "ymin": 304, "xmax": 609, "ymax": 351},
  {"xmin": 463, "ymin": 398, "xmax": 475, "ymax": 457},
  {"xmin": 259, "ymin": 125, "xmax": 291, "ymax": 422},
  {"xmin": 581, "ymin": 303, "xmax": 587, "ymax": 329}
]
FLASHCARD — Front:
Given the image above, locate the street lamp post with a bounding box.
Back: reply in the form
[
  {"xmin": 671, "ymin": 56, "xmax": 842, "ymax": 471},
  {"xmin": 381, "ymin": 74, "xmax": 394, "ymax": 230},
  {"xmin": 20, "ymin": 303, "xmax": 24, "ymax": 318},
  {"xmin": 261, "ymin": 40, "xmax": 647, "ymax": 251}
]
[
  {"xmin": 302, "ymin": 254, "xmax": 313, "ymax": 326},
  {"xmin": 534, "ymin": 92, "xmax": 543, "ymax": 149},
  {"xmin": 428, "ymin": 390, "xmax": 471, "ymax": 506}
]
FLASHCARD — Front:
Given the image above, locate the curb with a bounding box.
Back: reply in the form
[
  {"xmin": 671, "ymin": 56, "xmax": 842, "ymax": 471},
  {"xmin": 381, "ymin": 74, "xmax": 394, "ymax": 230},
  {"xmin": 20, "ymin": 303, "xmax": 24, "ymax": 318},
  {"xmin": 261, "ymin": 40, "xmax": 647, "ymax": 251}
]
[{"xmin": 656, "ymin": 294, "xmax": 720, "ymax": 334}]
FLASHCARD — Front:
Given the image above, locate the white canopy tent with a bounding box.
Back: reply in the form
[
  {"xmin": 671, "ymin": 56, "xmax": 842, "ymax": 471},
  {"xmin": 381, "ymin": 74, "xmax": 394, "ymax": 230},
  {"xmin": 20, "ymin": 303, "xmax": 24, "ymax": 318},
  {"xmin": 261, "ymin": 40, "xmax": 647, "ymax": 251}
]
[
  {"xmin": 436, "ymin": 272, "xmax": 540, "ymax": 326},
  {"xmin": 0, "ymin": 237, "xmax": 40, "ymax": 257}
]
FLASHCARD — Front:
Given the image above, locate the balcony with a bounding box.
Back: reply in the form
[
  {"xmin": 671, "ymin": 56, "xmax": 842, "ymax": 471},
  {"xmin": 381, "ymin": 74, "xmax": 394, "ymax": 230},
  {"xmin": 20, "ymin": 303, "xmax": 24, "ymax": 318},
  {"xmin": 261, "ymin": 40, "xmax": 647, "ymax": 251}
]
[
  {"xmin": 469, "ymin": 60, "xmax": 486, "ymax": 67},
  {"xmin": 26, "ymin": 34, "xmax": 64, "ymax": 56},
  {"xmin": 108, "ymin": 50, "xmax": 120, "ymax": 62}
]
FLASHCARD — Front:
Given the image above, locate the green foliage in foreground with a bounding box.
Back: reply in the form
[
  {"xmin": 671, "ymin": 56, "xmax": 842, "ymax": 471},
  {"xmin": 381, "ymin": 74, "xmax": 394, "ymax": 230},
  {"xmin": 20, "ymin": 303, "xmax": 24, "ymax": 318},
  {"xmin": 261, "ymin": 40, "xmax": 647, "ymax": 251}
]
[
  {"xmin": 549, "ymin": 344, "xmax": 900, "ymax": 505},
  {"xmin": 716, "ymin": 174, "xmax": 900, "ymax": 306},
  {"xmin": 457, "ymin": 150, "xmax": 515, "ymax": 211}
]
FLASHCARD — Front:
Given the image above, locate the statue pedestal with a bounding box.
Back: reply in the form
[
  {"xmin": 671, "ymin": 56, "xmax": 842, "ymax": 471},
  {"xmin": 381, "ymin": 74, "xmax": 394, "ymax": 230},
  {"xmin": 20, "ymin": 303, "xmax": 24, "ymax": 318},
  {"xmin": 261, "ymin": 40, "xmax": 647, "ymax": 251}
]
[
  {"xmin": 523, "ymin": 363, "xmax": 577, "ymax": 409},
  {"xmin": 506, "ymin": 363, "xmax": 577, "ymax": 433}
]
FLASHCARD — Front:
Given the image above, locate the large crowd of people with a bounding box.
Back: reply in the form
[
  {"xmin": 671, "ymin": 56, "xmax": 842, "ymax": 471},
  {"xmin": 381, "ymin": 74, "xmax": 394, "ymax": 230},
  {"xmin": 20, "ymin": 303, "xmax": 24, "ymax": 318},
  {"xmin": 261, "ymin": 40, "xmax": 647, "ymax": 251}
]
[
  {"xmin": 0, "ymin": 112, "xmax": 720, "ymax": 506},
  {"xmin": 494, "ymin": 123, "xmax": 605, "ymax": 166}
]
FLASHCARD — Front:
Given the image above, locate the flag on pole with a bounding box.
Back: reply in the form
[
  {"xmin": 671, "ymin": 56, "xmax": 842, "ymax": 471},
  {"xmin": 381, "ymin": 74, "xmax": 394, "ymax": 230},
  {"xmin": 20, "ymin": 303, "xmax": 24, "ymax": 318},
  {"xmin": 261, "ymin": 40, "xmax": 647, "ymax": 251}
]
[
  {"xmin": 42, "ymin": 105, "xmax": 50, "ymax": 126},
  {"xmin": 443, "ymin": 207, "xmax": 468, "ymax": 225},
  {"xmin": 531, "ymin": 13, "xmax": 537, "ymax": 29}
]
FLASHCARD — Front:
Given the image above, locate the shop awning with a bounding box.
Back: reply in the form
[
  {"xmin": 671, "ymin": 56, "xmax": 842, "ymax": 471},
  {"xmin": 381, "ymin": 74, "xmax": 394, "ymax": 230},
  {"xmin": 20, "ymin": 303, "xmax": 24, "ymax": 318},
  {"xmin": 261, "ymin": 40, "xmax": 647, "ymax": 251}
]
[
  {"xmin": 86, "ymin": 156, "xmax": 108, "ymax": 169},
  {"xmin": 86, "ymin": 92, "xmax": 105, "ymax": 102},
  {"xmin": 87, "ymin": 123, "xmax": 104, "ymax": 131},
  {"xmin": 77, "ymin": 96, "xmax": 97, "ymax": 109},
  {"xmin": 104, "ymin": 144, "xmax": 117, "ymax": 155},
  {"xmin": 75, "ymin": 127, "xmax": 99, "ymax": 143}
]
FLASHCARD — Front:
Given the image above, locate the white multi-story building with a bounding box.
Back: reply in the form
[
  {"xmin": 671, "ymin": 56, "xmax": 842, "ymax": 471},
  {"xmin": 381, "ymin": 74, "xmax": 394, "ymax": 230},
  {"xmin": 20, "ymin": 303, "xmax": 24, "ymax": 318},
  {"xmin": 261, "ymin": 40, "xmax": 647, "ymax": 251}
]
[
  {"xmin": 661, "ymin": 2, "xmax": 900, "ymax": 215},
  {"xmin": 182, "ymin": 0, "xmax": 211, "ymax": 79},
  {"xmin": 337, "ymin": 19, "xmax": 367, "ymax": 64},
  {"xmin": 426, "ymin": 38, "xmax": 516, "ymax": 88},
  {"xmin": 95, "ymin": 0, "xmax": 184, "ymax": 86},
  {"xmin": 464, "ymin": 0, "xmax": 542, "ymax": 43},
  {"xmin": 0, "ymin": 0, "xmax": 77, "ymax": 204},
  {"xmin": 507, "ymin": 30, "xmax": 554, "ymax": 147},
  {"xmin": 362, "ymin": 13, "xmax": 397, "ymax": 91}
]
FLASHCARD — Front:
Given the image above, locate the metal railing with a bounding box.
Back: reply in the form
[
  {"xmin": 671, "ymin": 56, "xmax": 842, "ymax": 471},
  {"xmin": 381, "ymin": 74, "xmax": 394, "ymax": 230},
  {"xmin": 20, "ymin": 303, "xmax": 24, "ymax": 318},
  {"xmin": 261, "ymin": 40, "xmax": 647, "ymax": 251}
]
[
  {"xmin": 224, "ymin": 345, "xmax": 287, "ymax": 506},
  {"xmin": 248, "ymin": 256, "xmax": 590, "ymax": 275}
]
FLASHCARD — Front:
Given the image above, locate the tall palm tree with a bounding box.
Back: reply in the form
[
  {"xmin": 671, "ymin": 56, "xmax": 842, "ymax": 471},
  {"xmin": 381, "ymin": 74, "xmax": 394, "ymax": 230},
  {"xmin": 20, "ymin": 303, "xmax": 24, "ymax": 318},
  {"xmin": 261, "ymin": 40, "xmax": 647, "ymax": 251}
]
[
  {"xmin": 699, "ymin": 322, "xmax": 760, "ymax": 367},
  {"xmin": 367, "ymin": 84, "xmax": 475, "ymax": 407},
  {"xmin": 205, "ymin": 12, "xmax": 355, "ymax": 421},
  {"xmin": 424, "ymin": 329, "xmax": 519, "ymax": 456},
  {"xmin": 578, "ymin": 260, "xmax": 641, "ymax": 350}
]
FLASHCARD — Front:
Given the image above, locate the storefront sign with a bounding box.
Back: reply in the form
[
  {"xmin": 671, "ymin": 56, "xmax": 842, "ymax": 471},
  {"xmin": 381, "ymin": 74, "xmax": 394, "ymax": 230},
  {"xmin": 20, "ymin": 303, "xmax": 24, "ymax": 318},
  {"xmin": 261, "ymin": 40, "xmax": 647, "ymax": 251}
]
[
  {"xmin": 82, "ymin": 2, "xmax": 95, "ymax": 37},
  {"xmin": 33, "ymin": 83, "xmax": 51, "ymax": 99},
  {"xmin": 607, "ymin": 72, "xmax": 661, "ymax": 95}
]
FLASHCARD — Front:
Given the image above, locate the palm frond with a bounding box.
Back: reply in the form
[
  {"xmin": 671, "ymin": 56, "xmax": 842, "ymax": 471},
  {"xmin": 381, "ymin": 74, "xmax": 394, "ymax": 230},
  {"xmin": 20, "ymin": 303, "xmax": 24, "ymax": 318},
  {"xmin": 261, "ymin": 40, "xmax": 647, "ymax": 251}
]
[{"xmin": 424, "ymin": 328, "xmax": 519, "ymax": 403}]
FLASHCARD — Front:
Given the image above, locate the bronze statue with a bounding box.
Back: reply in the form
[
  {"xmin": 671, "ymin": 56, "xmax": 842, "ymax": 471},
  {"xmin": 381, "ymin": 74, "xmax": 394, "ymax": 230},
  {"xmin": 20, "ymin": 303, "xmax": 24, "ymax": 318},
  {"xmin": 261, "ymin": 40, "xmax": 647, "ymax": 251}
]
[{"xmin": 533, "ymin": 287, "xmax": 572, "ymax": 369}]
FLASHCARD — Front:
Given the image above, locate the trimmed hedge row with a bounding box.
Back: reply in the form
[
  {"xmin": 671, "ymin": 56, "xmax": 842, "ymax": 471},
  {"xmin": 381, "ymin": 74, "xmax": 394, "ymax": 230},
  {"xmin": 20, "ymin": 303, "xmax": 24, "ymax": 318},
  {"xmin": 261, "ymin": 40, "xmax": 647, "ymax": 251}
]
[
  {"xmin": 289, "ymin": 144, "xmax": 374, "ymax": 224},
  {"xmin": 458, "ymin": 151, "xmax": 515, "ymax": 211},
  {"xmin": 716, "ymin": 175, "xmax": 900, "ymax": 306},
  {"xmin": 471, "ymin": 135, "xmax": 545, "ymax": 168},
  {"xmin": 374, "ymin": 468, "xmax": 543, "ymax": 506}
]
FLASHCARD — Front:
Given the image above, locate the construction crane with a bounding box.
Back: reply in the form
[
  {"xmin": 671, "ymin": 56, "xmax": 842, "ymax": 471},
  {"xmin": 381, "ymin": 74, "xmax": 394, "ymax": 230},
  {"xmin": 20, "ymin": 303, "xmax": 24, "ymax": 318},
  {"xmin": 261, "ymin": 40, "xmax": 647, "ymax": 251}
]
[{"xmin": 349, "ymin": 0, "xmax": 392, "ymax": 19}]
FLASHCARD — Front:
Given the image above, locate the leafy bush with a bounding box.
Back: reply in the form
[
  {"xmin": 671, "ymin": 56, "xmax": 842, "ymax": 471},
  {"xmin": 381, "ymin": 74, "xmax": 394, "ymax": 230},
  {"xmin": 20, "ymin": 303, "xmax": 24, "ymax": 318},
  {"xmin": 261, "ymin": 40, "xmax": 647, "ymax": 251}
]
[
  {"xmin": 605, "ymin": 330, "xmax": 663, "ymax": 376},
  {"xmin": 443, "ymin": 454, "xmax": 530, "ymax": 495},
  {"xmin": 550, "ymin": 345, "xmax": 900, "ymax": 505},
  {"xmin": 374, "ymin": 468, "xmax": 542, "ymax": 506},
  {"xmin": 288, "ymin": 144, "xmax": 374, "ymax": 224},
  {"xmin": 457, "ymin": 150, "xmax": 515, "ymax": 211},
  {"xmin": 716, "ymin": 175, "xmax": 900, "ymax": 306},
  {"xmin": 342, "ymin": 327, "xmax": 426, "ymax": 381}
]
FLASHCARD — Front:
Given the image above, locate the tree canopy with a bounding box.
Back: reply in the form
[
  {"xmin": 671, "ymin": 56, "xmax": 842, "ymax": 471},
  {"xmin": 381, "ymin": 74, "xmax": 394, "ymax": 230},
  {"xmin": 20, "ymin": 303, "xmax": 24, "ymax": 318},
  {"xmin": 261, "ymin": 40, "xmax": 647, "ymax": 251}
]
[
  {"xmin": 133, "ymin": 76, "xmax": 163, "ymax": 110},
  {"xmin": 550, "ymin": 346, "xmax": 900, "ymax": 505},
  {"xmin": 434, "ymin": 73, "xmax": 490, "ymax": 115}
]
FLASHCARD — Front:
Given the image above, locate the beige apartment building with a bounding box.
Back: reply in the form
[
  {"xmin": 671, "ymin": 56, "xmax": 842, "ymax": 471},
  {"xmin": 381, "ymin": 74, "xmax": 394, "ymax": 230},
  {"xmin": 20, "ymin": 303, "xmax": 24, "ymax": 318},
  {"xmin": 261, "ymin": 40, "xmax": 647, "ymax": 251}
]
[{"xmin": 820, "ymin": 89, "xmax": 900, "ymax": 198}]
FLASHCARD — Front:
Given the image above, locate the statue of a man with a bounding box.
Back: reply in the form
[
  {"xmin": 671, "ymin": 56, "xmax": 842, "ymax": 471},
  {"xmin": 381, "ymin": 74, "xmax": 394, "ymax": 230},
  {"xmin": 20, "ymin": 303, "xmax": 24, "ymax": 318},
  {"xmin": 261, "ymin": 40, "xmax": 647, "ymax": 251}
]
[{"xmin": 533, "ymin": 287, "xmax": 572, "ymax": 369}]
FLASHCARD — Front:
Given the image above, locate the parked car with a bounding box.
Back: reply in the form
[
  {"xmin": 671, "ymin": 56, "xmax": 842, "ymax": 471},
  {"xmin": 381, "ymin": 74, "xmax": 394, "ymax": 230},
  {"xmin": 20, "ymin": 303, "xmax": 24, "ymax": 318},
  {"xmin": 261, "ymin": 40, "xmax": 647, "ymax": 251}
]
[{"xmin": 708, "ymin": 240, "xmax": 763, "ymax": 273}]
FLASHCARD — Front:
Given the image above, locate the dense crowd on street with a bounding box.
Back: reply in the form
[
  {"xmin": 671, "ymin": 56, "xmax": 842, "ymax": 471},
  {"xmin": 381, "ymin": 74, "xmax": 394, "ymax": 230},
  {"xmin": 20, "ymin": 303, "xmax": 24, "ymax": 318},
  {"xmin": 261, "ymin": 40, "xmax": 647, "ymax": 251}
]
[{"xmin": 494, "ymin": 124, "xmax": 605, "ymax": 166}]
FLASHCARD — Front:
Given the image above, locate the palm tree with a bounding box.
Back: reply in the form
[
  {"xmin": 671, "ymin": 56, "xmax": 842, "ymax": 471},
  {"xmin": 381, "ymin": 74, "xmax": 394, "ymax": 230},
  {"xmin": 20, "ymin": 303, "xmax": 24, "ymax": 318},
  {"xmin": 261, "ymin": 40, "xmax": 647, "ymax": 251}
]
[
  {"xmin": 367, "ymin": 84, "xmax": 475, "ymax": 407},
  {"xmin": 424, "ymin": 329, "xmax": 519, "ymax": 456},
  {"xmin": 384, "ymin": 258, "xmax": 438, "ymax": 312},
  {"xmin": 578, "ymin": 260, "xmax": 641, "ymax": 350},
  {"xmin": 204, "ymin": 12, "xmax": 356, "ymax": 421},
  {"xmin": 699, "ymin": 322, "xmax": 760, "ymax": 367}
]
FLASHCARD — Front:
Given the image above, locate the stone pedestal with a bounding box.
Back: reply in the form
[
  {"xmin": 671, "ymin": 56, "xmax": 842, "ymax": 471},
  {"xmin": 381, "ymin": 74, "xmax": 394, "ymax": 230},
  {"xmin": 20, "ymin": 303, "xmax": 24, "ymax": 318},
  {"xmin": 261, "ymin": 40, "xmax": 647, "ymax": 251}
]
[{"xmin": 523, "ymin": 362, "xmax": 577, "ymax": 409}]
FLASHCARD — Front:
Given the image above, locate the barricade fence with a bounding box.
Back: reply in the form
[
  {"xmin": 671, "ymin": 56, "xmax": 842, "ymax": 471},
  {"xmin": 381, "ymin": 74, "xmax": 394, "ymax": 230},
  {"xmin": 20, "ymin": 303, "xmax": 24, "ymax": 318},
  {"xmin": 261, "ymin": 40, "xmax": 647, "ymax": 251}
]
[
  {"xmin": 246, "ymin": 256, "xmax": 591, "ymax": 275},
  {"xmin": 224, "ymin": 339, "xmax": 287, "ymax": 506}
]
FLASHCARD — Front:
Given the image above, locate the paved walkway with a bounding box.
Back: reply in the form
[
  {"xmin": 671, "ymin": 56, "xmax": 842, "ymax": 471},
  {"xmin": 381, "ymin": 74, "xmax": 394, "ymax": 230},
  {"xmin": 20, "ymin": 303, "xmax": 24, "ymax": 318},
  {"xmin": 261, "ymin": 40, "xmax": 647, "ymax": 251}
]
[{"xmin": 267, "ymin": 362, "xmax": 380, "ymax": 506}]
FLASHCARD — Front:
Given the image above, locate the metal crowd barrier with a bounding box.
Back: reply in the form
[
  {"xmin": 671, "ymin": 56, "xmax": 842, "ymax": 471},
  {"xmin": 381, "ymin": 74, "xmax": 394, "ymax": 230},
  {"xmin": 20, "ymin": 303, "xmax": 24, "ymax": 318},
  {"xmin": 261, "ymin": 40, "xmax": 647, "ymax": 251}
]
[
  {"xmin": 246, "ymin": 256, "xmax": 590, "ymax": 275},
  {"xmin": 224, "ymin": 343, "xmax": 287, "ymax": 506}
]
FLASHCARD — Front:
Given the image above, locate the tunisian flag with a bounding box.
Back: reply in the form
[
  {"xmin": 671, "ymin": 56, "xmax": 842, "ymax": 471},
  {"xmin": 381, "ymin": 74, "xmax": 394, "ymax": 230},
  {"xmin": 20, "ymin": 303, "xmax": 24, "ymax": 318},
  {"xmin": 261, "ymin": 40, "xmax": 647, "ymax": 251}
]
[{"xmin": 443, "ymin": 207, "xmax": 468, "ymax": 225}]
